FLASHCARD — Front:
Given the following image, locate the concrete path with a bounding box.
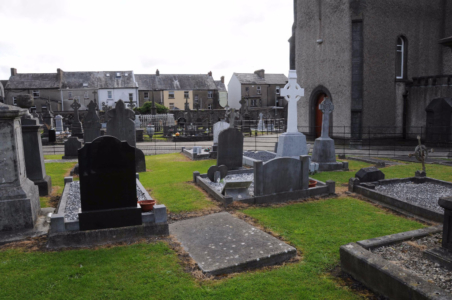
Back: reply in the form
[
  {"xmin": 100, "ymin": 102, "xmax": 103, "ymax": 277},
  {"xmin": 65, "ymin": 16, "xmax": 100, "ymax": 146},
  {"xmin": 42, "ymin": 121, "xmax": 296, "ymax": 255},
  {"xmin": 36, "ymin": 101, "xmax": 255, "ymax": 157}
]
[{"xmin": 169, "ymin": 212, "xmax": 296, "ymax": 275}]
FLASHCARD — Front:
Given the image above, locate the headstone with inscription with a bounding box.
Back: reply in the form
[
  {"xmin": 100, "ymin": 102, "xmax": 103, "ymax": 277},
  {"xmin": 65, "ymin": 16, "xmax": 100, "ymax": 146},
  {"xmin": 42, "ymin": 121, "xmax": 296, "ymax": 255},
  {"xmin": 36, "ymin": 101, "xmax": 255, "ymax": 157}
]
[
  {"xmin": 55, "ymin": 115, "xmax": 63, "ymax": 132},
  {"xmin": 106, "ymin": 100, "xmax": 146, "ymax": 172},
  {"xmin": 78, "ymin": 135, "xmax": 142, "ymax": 231},
  {"xmin": 276, "ymin": 70, "xmax": 308, "ymax": 157},
  {"xmin": 0, "ymin": 103, "xmax": 40, "ymax": 232},
  {"xmin": 82, "ymin": 101, "xmax": 101, "ymax": 143},
  {"xmin": 70, "ymin": 100, "xmax": 84, "ymax": 138},
  {"xmin": 217, "ymin": 128, "xmax": 243, "ymax": 170},
  {"xmin": 63, "ymin": 136, "xmax": 82, "ymax": 159}
]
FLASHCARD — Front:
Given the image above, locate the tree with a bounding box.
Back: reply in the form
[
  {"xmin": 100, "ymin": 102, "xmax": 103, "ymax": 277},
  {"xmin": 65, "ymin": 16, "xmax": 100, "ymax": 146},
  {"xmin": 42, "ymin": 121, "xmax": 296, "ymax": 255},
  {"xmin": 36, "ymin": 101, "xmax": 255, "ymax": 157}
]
[{"xmin": 136, "ymin": 102, "xmax": 169, "ymax": 114}]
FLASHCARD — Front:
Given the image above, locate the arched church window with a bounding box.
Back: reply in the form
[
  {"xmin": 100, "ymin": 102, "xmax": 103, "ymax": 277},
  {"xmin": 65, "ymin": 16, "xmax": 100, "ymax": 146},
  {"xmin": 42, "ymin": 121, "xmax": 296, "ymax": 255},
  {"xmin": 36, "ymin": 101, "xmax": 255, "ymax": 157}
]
[{"xmin": 396, "ymin": 36, "xmax": 407, "ymax": 79}]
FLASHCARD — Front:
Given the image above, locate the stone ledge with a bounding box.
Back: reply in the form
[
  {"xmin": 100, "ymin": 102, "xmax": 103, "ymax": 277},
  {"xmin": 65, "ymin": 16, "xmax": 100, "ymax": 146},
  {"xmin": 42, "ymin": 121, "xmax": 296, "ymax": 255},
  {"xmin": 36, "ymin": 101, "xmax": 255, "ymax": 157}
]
[{"xmin": 341, "ymin": 242, "xmax": 449, "ymax": 300}]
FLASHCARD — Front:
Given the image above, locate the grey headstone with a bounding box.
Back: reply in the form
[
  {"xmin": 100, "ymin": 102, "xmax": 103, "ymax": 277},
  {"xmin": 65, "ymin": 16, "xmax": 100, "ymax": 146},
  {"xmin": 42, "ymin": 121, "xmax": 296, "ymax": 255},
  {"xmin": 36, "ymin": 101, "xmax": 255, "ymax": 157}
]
[
  {"xmin": 207, "ymin": 165, "xmax": 228, "ymax": 182},
  {"xmin": 82, "ymin": 101, "xmax": 101, "ymax": 143},
  {"xmin": 213, "ymin": 121, "xmax": 230, "ymax": 145},
  {"xmin": 55, "ymin": 115, "xmax": 64, "ymax": 132},
  {"xmin": 311, "ymin": 97, "xmax": 336, "ymax": 165},
  {"xmin": 355, "ymin": 167, "xmax": 385, "ymax": 183},
  {"xmin": 0, "ymin": 103, "xmax": 40, "ymax": 232},
  {"xmin": 217, "ymin": 128, "xmax": 243, "ymax": 170},
  {"xmin": 63, "ymin": 136, "xmax": 82, "ymax": 159},
  {"xmin": 70, "ymin": 99, "xmax": 83, "ymax": 138}
]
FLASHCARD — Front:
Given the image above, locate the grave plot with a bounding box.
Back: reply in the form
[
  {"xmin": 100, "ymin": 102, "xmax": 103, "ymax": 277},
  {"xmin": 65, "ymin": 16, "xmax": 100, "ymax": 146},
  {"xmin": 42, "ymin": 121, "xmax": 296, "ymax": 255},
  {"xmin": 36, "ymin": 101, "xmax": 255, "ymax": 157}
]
[
  {"xmin": 194, "ymin": 156, "xmax": 335, "ymax": 206},
  {"xmin": 242, "ymin": 150, "xmax": 277, "ymax": 167},
  {"xmin": 182, "ymin": 146, "xmax": 211, "ymax": 161},
  {"xmin": 170, "ymin": 212, "xmax": 296, "ymax": 275},
  {"xmin": 350, "ymin": 176, "xmax": 452, "ymax": 222}
]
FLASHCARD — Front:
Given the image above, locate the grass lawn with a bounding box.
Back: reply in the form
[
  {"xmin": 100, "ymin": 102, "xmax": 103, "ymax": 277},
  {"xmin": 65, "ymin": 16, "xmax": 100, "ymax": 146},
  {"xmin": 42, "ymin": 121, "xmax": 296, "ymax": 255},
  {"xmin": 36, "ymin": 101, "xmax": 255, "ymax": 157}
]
[
  {"xmin": 140, "ymin": 153, "xmax": 217, "ymax": 213},
  {"xmin": 44, "ymin": 155, "xmax": 63, "ymax": 160},
  {"xmin": 0, "ymin": 197, "xmax": 423, "ymax": 300},
  {"xmin": 40, "ymin": 162, "xmax": 77, "ymax": 207}
]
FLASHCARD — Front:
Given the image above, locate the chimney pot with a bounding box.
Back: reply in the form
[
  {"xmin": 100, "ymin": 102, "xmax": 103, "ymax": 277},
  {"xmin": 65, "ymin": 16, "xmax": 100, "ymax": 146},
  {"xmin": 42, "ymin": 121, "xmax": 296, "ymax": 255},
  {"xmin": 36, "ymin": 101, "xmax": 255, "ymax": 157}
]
[
  {"xmin": 57, "ymin": 68, "xmax": 63, "ymax": 82},
  {"xmin": 156, "ymin": 69, "xmax": 160, "ymax": 76},
  {"xmin": 254, "ymin": 69, "xmax": 265, "ymax": 79},
  {"xmin": 10, "ymin": 68, "xmax": 17, "ymax": 76},
  {"xmin": 208, "ymin": 71, "xmax": 212, "ymax": 76},
  {"xmin": 221, "ymin": 76, "xmax": 225, "ymax": 83}
]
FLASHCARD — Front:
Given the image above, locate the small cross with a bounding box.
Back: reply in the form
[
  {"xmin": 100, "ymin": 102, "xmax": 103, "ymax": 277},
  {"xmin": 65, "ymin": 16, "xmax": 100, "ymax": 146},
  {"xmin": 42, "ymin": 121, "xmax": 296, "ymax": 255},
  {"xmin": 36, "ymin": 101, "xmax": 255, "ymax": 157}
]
[
  {"xmin": 71, "ymin": 99, "xmax": 81, "ymax": 111},
  {"xmin": 281, "ymin": 70, "xmax": 304, "ymax": 133},
  {"xmin": 319, "ymin": 97, "xmax": 334, "ymax": 138}
]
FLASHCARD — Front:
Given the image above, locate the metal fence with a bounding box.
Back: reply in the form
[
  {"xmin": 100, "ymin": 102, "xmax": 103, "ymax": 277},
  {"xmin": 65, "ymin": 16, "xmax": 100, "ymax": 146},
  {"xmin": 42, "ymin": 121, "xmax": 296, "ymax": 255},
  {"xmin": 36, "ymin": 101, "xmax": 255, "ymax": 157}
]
[{"xmin": 42, "ymin": 125, "xmax": 452, "ymax": 158}]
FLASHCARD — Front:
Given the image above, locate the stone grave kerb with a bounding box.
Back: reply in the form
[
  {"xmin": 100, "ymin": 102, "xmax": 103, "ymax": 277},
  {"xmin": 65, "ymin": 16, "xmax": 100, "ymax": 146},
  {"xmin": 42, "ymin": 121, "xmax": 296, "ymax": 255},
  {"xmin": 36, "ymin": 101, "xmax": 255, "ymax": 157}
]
[{"xmin": 106, "ymin": 99, "xmax": 136, "ymax": 147}]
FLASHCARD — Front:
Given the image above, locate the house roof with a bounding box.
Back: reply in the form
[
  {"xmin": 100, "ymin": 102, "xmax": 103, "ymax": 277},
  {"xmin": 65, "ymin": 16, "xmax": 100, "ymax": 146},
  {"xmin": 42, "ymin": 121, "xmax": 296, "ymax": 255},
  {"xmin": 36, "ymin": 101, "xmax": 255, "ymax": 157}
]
[
  {"xmin": 5, "ymin": 73, "xmax": 60, "ymax": 89},
  {"xmin": 135, "ymin": 74, "xmax": 218, "ymax": 91},
  {"xmin": 61, "ymin": 71, "xmax": 137, "ymax": 89},
  {"xmin": 233, "ymin": 73, "xmax": 288, "ymax": 85},
  {"xmin": 214, "ymin": 80, "xmax": 227, "ymax": 92}
]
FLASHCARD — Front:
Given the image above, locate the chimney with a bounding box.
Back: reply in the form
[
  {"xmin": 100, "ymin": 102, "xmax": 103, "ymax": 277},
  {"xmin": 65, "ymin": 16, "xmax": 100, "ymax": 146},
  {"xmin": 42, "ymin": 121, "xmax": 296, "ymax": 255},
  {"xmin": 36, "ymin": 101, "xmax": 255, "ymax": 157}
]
[
  {"xmin": 57, "ymin": 68, "xmax": 63, "ymax": 82},
  {"xmin": 208, "ymin": 71, "xmax": 212, "ymax": 76},
  {"xmin": 156, "ymin": 69, "xmax": 160, "ymax": 76},
  {"xmin": 254, "ymin": 69, "xmax": 265, "ymax": 79},
  {"xmin": 10, "ymin": 68, "xmax": 17, "ymax": 76},
  {"xmin": 221, "ymin": 76, "xmax": 225, "ymax": 83}
]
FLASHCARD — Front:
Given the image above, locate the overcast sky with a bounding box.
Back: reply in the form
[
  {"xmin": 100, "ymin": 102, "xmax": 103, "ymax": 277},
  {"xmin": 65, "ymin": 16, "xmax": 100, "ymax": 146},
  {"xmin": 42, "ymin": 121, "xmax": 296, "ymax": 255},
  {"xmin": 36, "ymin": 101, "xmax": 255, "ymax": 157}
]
[{"xmin": 0, "ymin": 0, "xmax": 293, "ymax": 84}]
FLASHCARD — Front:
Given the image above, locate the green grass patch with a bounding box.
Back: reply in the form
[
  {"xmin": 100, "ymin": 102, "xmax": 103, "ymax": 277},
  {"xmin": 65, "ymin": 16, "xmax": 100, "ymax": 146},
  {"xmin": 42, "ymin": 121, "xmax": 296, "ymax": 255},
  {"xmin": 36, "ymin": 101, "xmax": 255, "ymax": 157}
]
[
  {"xmin": 311, "ymin": 160, "xmax": 372, "ymax": 185},
  {"xmin": 0, "ymin": 198, "xmax": 424, "ymax": 299},
  {"xmin": 40, "ymin": 162, "xmax": 76, "ymax": 207},
  {"xmin": 140, "ymin": 153, "xmax": 216, "ymax": 213},
  {"xmin": 44, "ymin": 155, "xmax": 63, "ymax": 160}
]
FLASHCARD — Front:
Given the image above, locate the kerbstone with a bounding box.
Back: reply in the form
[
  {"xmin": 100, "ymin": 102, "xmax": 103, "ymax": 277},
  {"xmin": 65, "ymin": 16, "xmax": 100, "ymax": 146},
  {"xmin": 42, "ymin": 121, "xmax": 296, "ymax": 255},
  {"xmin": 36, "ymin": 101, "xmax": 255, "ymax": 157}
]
[{"xmin": 169, "ymin": 212, "xmax": 296, "ymax": 275}]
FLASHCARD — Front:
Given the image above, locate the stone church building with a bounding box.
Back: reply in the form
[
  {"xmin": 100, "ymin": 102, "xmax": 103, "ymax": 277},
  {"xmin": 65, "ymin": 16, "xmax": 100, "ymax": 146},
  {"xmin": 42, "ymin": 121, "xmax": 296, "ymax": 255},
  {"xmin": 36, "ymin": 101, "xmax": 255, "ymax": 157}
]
[{"xmin": 290, "ymin": 0, "xmax": 452, "ymax": 144}]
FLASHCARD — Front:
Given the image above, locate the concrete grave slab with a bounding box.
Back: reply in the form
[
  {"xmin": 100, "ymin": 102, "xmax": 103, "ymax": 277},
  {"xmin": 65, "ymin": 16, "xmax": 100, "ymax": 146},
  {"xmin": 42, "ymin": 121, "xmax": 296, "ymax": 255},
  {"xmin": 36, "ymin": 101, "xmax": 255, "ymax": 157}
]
[{"xmin": 169, "ymin": 212, "xmax": 296, "ymax": 275}]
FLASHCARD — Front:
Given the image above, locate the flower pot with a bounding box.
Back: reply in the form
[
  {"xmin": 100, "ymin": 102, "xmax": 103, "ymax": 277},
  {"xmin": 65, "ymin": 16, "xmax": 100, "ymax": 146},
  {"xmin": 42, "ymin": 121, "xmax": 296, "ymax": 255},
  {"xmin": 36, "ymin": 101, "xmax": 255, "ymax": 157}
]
[
  {"xmin": 138, "ymin": 200, "xmax": 156, "ymax": 212},
  {"xmin": 309, "ymin": 180, "xmax": 317, "ymax": 188}
]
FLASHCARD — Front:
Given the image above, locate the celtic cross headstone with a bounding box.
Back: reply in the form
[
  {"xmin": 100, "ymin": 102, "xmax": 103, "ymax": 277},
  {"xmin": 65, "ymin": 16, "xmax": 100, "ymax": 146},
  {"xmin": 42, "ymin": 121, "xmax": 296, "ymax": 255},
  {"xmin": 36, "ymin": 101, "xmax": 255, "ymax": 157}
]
[
  {"xmin": 319, "ymin": 97, "xmax": 334, "ymax": 138},
  {"xmin": 70, "ymin": 99, "xmax": 83, "ymax": 138}
]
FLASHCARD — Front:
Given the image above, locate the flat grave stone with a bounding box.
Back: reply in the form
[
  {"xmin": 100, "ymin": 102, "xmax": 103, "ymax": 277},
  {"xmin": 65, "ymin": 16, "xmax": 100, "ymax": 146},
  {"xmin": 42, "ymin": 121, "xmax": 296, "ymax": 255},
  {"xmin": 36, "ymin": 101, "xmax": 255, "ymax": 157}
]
[
  {"xmin": 169, "ymin": 212, "xmax": 296, "ymax": 275},
  {"xmin": 355, "ymin": 167, "xmax": 385, "ymax": 183},
  {"xmin": 221, "ymin": 180, "xmax": 253, "ymax": 200}
]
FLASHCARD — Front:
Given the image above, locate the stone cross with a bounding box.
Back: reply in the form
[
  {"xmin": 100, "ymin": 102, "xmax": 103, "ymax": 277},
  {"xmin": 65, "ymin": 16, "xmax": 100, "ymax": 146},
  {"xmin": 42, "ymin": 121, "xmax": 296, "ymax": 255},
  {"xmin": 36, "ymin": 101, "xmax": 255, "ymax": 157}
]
[
  {"xmin": 319, "ymin": 97, "xmax": 334, "ymax": 138},
  {"xmin": 281, "ymin": 70, "xmax": 304, "ymax": 133},
  {"xmin": 83, "ymin": 101, "xmax": 101, "ymax": 143},
  {"xmin": 71, "ymin": 99, "xmax": 81, "ymax": 122},
  {"xmin": 229, "ymin": 108, "xmax": 236, "ymax": 127},
  {"xmin": 107, "ymin": 100, "xmax": 136, "ymax": 147},
  {"xmin": 128, "ymin": 98, "xmax": 136, "ymax": 110}
]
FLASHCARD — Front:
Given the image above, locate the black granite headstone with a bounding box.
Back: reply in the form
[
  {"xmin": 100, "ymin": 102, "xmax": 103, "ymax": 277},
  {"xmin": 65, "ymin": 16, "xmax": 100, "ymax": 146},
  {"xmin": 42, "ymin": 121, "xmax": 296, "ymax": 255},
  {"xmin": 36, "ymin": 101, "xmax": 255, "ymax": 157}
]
[
  {"xmin": 217, "ymin": 128, "xmax": 243, "ymax": 170},
  {"xmin": 63, "ymin": 136, "xmax": 82, "ymax": 159},
  {"xmin": 207, "ymin": 165, "xmax": 228, "ymax": 182},
  {"xmin": 48, "ymin": 129, "xmax": 56, "ymax": 143},
  {"xmin": 355, "ymin": 167, "xmax": 385, "ymax": 183},
  {"xmin": 78, "ymin": 136, "xmax": 142, "ymax": 231}
]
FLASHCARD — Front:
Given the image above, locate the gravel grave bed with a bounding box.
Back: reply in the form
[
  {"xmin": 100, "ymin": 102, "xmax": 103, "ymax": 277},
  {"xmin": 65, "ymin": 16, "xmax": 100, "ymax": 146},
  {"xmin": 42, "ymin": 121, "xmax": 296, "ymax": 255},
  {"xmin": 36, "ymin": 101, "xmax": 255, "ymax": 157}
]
[
  {"xmin": 375, "ymin": 182, "xmax": 452, "ymax": 213},
  {"xmin": 243, "ymin": 151, "xmax": 276, "ymax": 162},
  {"xmin": 206, "ymin": 173, "xmax": 255, "ymax": 198},
  {"xmin": 372, "ymin": 233, "xmax": 452, "ymax": 293},
  {"xmin": 64, "ymin": 181, "xmax": 148, "ymax": 222}
]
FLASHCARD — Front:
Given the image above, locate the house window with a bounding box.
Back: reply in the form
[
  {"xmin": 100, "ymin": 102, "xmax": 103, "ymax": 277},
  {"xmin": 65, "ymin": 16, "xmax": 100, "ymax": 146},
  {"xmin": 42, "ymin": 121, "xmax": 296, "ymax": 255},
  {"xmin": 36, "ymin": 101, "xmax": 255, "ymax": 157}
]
[
  {"xmin": 257, "ymin": 86, "xmax": 261, "ymax": 95},
  {"xmin": 169, "ymin": 103, "xmax": 175, "ymax": 110},
  {"xmin": 276, "ymin": 86, "xmax": 280, "ymax": 94},
  {"xmin": 13, "ymin": 97, "xmax": 17, "ymax": 105},
  {"xmin": 245, "ymin": 87, "xmax": 249, "ymax": 92},
  {"xmin": 144, "ymin": 92, "xmax": 149, "ymax": 99},
  {"xmin": 41, "ymin": 105, "xmax": 47, "ymax": 112},
  {"xmin": 251, "ymin": 99, "xmax": 257, "ymax": 107},
  {"xmin": 207, "ymin": 91, "xmax": 213, "ymax": 99},
  {"xmin": 68, "ymin": 92, "xmax": 73, "ymax": 99},
  {"xmin": 194, "ymin": 94, "xmax": 199, "ymax": 102},
  {"xmin": 108, "ymin": 91, "xmax": 112, "ymax": 99},
  {"xmin": 30, "ymin": 106, "xmax": 36, "ymax": 113},
  {"xmin": 396, "ymin": 36, "xmax": 407, "ymax": 79},
  {"xmin": 129, "ymin": 93, "xmax": 133, "ymax": 101},
  {"xmin": 83, "ymin": 83, "xmax": 88, "ymax": 87},
  {"xmin": 208, "ymin": 104, "xmax": 212, "ymax": 110},
  {"xmin": 169, "ymin": 91, "xmax": 175, "ymax": 99},
  {"xmin": 32, "ymin": 90, "xmax": 40, "ymax": 98},
  {"xmin": 116, "ymin": 72, "xmax": 121, "ymax": 78},
  {"xmin": 184, "ymin": 91, "xmax": 189, "ymax": 98},
  {"xmin": 84, "ymin": 92, "xmax": 89, "ymax": 99}
]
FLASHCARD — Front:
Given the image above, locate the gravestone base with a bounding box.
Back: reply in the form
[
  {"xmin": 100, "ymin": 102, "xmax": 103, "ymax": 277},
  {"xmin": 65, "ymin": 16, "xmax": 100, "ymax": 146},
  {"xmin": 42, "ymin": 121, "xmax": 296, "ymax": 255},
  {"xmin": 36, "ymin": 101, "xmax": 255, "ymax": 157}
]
[
  {"xmin": 33, "ymin": 175, "xmax": 52, "ymax": 196},
  {"xmin": 311, "ymin": 138, "xmax": 346, "ymax": 171},
  {"xmin": 317, "ymin": 162, "xmax": 348, "ymax": 172},
  {"xmin": 423, "ymin": 247, "xmax": 452, "ymax": 271},
  {"xmin": 0, "ymin": 179, "xmax": 40, "ymax": 232},
  {"xmin": 276, "ymin": 132, "xmax": 308, "ymax": 157},
  {"xmin": 79, "ymin": 207, "xmax": 142, "ymax": 231},
  {"xmin": 136, "ymin": 129, "xmax": 144, "ymax": 142},
  {"xmin": 135, "ymin": 148, "xmax": 146, "ymax": 172},
  {"xmin": 71, "ymin": 123, "xmax": 84, "ymax": 139}
]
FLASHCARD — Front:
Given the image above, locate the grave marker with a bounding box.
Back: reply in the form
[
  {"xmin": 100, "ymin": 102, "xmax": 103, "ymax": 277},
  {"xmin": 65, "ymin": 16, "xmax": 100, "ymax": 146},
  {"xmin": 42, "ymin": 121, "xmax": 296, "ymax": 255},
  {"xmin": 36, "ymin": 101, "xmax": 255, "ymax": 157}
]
[
  {"xmin": 82, "ymin": 101, "xmax": 101, "ymax": 143},
  {"xmin": 217, "ymin": 128, "xmax": 243, "ymax": 170},
  {"xmin": 78, "ymin": 136, "xmax": 142, "ymax": 231},
  {"xmin": 70, "ymin": 99, "xmax": 84, "ymax": 138},
  {"xmin": 63, "ymin": 136, "xmax": 82, "ymax": 159},
  {"xmin": 55, "ymin": 115, "xmax": 63, "ymax": 132}
]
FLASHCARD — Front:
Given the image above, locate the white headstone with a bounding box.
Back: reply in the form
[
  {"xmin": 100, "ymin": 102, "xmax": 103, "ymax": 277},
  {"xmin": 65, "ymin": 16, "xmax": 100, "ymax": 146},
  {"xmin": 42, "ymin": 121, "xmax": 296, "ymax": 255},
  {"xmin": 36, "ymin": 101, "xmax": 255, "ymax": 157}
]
[
  {"xmin": 280, "ymin": 70, "xmax": 304, "ymax": 133},
  {"xmin": 257, "ymin": 112, "xmax": 266, "ymax": 131},
  {"xmin": 55, "ymin": 115, "xmax": 63, "ymax": 132},
  {"xmin": 213, "ymin": 121, "xmax": 230, "ymax": 145},
  {"xmin": 134, "ymin": 115, "xmax": 141, "ymax": 128}
]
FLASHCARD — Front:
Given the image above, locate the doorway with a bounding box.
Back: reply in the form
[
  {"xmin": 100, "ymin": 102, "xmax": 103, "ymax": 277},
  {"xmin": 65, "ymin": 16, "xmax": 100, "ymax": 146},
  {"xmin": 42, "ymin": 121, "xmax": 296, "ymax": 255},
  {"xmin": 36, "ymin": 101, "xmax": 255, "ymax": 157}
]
[{"xmin": 315, "ymin": 93, "xmax": 327, "ymax": 138}]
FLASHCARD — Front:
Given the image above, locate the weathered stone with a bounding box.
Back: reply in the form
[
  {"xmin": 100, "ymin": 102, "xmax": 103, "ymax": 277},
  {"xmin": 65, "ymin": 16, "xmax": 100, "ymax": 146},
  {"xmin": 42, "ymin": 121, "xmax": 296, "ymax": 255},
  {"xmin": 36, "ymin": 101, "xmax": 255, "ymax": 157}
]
[
  {"xmin": 78, "ymin": 136, "xmax": 142, "ymax": 231},
  {"xmin": 217, "ymin": 128, "xmax": 243, "ymax": 170},
  {"xmin": 254, "ymin": 156, "xmax": 309, "ymax": 196},
  {"xmin": 207, "ymin": 165, "xmax": 228, "ymax": 182},
  {"xmin": 213, "ymin": 121, "xmax": 230, "ymax": 145},
  {"xmin": 82, "ymin": 101, "xmax": 101, "ymax": 143},
  {"xmin": 55, "ymin": 115, "xmax": 63, "ymax": 132},
  {"xmin": 136, "ymin": 129, "xmax": 144, "ymax": 142},
  {"xmin": 63, "ymin": 136, "xmax": 82, "ymax": 159},
  {"xmin": 70, "ymin": 100, "xmax": 83, "ymax": 138},
  {"xmin": 42, "ymin": 99, "xmax": 54, "ymax": 137},
  {"xmin": 0, "ymin": 103, "xmax": 40, "ymax": 232},
  {"xmin": 355, "ymin": 167, "xmax": 385, "ymax": 183}
]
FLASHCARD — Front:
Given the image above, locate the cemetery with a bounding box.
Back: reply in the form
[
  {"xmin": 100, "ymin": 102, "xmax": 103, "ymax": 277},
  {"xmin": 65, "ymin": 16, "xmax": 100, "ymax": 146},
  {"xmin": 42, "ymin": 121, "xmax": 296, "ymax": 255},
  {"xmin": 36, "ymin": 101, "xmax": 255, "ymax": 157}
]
[{"xmin": 2, "ymin": 74, "xmax": 452, "ymax": 299}]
